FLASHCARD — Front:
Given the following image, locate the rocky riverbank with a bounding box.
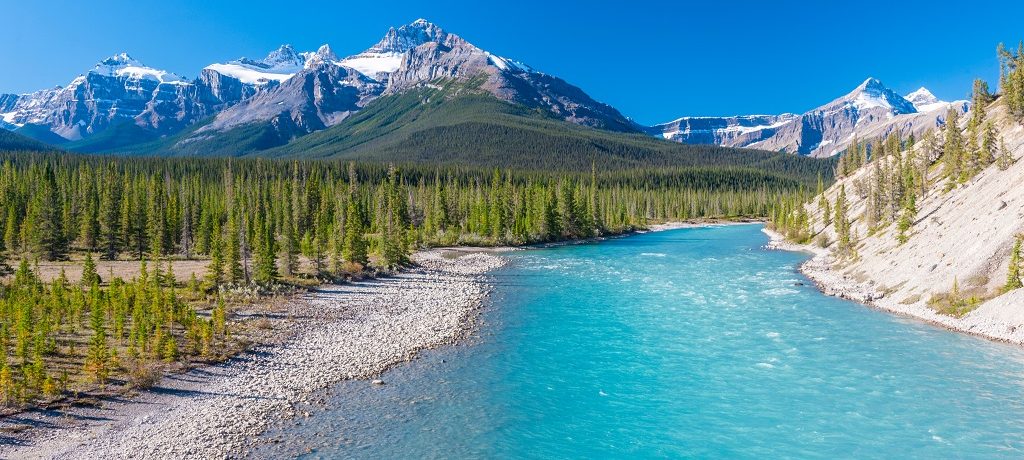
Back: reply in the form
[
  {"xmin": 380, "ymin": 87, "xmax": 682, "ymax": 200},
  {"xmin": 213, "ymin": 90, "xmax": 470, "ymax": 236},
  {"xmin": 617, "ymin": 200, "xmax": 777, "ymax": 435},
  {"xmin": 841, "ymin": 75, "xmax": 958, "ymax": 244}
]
[
  {"xmin": 0, "ymin": 250, "xmax": 507, "ymax": 459},
  {"xmin": 763, "ymin": 227, "xmax": 1024, "ymax": 345}
]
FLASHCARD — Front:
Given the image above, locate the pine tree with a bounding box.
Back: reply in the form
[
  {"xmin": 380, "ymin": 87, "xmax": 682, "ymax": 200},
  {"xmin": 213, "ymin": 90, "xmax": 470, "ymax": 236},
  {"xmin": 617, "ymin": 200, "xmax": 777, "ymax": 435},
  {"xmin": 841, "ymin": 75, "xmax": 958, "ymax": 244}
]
[
  {"xmin": 206, "ymin": 219, "xmax": 224, "ymax": 287},
  {"xmin": 896, "ymin": 193, "xmax": 916, "ymax": 245},
  {"xmin": 834, "ymin": 185, "xmax": 852, "ymax": 256},
  {"xmin": 98, "ymin": 163, "xmax": 122, "ymax": 260},
  {"xmin": 979, "ymin": 120, "xmax": 997, "ymax": 167},
  {"xmin": 997, "ymin": 138, "xmax": 1013, "ymax": 170},
  {"xmin": 83, "ymin": 282, "xmax": 110, "ymax": 385},
  {"xmin": 281, "ymin": 183, "xmax": 299, "ymax": 276},
  {"xmin": 212, "ymin": 295, "xmax": 227, "ymax": 338},
  {"xmin": 1005, "ymin": 237, "xmax": 1023, "ymax": 291},
  {"xmin": 79, "ymin": 172, "xmax": 100, "ymax": 251},
  {"xmin": 943, "ymin": 108, "xmax": 964, "ymax": 183},
  {"xmin": 343, "ymin": 198, "xmax": 367, "ymax": 266}
]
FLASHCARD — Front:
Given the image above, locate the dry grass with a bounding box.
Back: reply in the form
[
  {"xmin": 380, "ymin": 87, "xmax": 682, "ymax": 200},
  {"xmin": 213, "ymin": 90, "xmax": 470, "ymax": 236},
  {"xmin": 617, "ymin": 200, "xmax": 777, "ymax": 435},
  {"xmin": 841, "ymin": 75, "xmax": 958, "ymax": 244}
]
[
  {"xmin": 125, "ymin": 360, "xmax": 164, "ymax": 390},
  {"xmin": 2, "ymin": 254, "xmax": 210, "ymax": 285},
  {"xmin": 900, "ymin": 293, "xmax": 922, "ymax": 305}
]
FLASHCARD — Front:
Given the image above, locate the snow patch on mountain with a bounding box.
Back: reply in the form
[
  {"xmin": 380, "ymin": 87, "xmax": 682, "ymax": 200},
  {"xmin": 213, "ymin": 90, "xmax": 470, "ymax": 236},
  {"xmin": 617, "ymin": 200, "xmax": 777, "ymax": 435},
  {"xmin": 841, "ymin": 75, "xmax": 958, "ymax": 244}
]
[
  {"xmin": 487, "ymin": 53, "xmax": 531, "ymax": 73},
  {"xmin": 91, "ymin": 53, "xmax": 187, "ymax": 85},
  {"xmin": 339, "ymin": 52, "xmax": 404, "ymax": 79},
  {"xmin": 204, "ymin": 45, "xmax": 308, "ymax": 85},
  {"xmin": 339, "ymin": 18, "xmax": 452, "ymax": 81}
]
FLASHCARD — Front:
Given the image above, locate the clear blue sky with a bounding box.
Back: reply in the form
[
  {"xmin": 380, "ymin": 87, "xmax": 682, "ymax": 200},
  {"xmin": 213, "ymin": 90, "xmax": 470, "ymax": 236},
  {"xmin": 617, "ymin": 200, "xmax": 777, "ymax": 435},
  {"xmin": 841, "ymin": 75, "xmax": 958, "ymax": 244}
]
[{"xmin": 2, "ymin": 0, "xmax": 1022, "ymax": 125}]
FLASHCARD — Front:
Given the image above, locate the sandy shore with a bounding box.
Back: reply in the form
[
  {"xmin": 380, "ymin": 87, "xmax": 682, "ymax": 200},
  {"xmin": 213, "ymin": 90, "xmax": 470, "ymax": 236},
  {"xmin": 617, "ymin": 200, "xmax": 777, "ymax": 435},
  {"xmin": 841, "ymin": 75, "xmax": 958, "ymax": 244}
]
[
  {"xmin": 762, "ymin": 227, "xmax": 1024, "ymax": 345},
  {"xmin": 0, "ymin": 250, "xmax": 507, "ymax": 459}
]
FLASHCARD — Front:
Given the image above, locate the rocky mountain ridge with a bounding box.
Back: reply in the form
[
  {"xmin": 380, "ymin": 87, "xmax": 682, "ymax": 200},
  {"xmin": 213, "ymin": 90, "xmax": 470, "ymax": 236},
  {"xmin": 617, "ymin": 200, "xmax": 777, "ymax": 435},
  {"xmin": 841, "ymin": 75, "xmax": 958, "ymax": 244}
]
[
  {"xmin": 1, "ymin": 19, "xmax": 636, "ymax": 150},
  {"xmin": 656, "ymin": 78, "xmax": 969, "ymax": 157}
]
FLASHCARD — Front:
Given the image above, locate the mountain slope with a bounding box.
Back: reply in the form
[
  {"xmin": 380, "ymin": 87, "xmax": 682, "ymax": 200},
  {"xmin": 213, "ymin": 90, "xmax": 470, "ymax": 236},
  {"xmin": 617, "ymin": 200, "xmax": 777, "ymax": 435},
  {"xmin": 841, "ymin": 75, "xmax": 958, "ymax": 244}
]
[
  {"xmin": 657, "ymin": 78, "xmax": 969, "ymax": 157},
  {"xmin": 774, "ymin": 97, "xmax": 1024, "ymax": 342},
  {"xmin": 0, "ymin": 129, "xmax": 56, "ymax": 151},
  {"xmin": 257, "ymin": 80, "xmax": 834, "ymax": 176}
]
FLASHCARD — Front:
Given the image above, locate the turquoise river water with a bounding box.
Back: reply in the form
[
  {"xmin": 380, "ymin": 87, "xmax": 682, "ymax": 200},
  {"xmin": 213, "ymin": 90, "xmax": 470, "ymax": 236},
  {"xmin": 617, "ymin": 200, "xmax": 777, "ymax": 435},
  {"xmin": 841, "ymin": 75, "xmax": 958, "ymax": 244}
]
[{"xmin": 259, "ymin": 224, "xmax": 1024, "ymax": 458}]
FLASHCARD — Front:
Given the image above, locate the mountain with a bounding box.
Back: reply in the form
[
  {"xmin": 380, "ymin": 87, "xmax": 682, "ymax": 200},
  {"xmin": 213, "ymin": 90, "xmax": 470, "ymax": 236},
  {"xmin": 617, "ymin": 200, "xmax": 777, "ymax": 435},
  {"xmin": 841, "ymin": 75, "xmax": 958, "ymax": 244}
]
[
  {"xmin": 118, "ymin": 79, "xmax": 834, "ymax": 181},
  {"xmin": 904, "ymin": 87, "xmax": 948, "ymax": 112},
  {"xmin": 0, "ymin": 52, "xmax": 268, "ymax": 146},
  {"xmin": 655, "ymin": 78, "xmax": 969, "ymax": 157},
  {"xmin": 190, "ymin": 45, "xmax": 385, "ymax": 141},
  {"xmin": 171, "ymin": 19, "xmax": 638, "ymax": 153},
  {"xmin": 258, "ymin": 81, "xmax": 834, "ymax": 176},
  {"xmin": 655, "ymin": 114, "xmax": 799, "ymax": 146},
  {"xmin": 1, "ymin": 19, "xmax": 637, "ymax": 155}
]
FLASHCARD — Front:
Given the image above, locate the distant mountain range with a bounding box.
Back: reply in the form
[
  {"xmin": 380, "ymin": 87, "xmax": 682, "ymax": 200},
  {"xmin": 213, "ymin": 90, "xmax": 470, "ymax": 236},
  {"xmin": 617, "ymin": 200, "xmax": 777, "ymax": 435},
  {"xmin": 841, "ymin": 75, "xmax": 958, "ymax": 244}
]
[
  {"xmin": 0, "ymin": 20, "xmax": 636, "ymax": 154},
  {"xmin": 653, "ymin": 78, "xmax": 969, "ymax": 157},
  {"xmin": 0, "ymin": 19, "xmax": 966, "ymax": 159}
]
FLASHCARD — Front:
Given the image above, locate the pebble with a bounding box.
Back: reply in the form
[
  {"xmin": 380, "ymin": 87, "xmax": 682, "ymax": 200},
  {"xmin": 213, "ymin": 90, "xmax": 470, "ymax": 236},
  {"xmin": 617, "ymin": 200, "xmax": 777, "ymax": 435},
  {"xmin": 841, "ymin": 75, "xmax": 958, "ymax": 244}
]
[{"xmin": 3, "ymin": 250, "xmax": 508, "ymax": 459}]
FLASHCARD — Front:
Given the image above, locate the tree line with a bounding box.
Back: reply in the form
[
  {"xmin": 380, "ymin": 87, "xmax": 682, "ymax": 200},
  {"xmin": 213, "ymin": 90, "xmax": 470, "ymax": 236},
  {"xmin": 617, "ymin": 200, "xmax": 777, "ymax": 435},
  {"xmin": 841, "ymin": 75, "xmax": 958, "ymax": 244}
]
[
  {"xmin": 0, "ymin": 154, "xmax": 810, "ymax": 273},
  {"xmin": 0, "ymin": 152, "xmax": 813, "ymax": 405}
]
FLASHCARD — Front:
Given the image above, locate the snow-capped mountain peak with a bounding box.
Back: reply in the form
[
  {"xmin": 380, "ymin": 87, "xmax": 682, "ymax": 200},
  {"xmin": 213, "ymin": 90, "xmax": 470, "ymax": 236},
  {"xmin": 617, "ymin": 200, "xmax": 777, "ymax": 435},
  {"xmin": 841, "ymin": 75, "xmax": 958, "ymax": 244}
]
[
  {"xmin": 904, "ymin": 87, "xmax": 949, "ymax": 112},
  {"xmin": 337, "ymin": 19, "xmax": 451, "ymax": 80},
  {"xmin": 90, "ymin": 52, "xmax": 187, "ymax": 85},
  {"xmin": 228, "ymin": 44, "xmax": 307, "ymax": 71},
  {"xmin": 94, "ymin": 52, "xmax": 141, "ymax": 70},
  {"xmin": 842, "ymin": 77, "xmax": 917, "ymax": 115},
  {"xmin": 305, "ymin": 44, "xmax": 339, "ymax": 68},
  {"xmin": 261, "ymin": 44, "xmax": 305, "ymax": 67},
  {"xmin": 368, "ymin": 19, "xmax": 448, "ymax": 54}
]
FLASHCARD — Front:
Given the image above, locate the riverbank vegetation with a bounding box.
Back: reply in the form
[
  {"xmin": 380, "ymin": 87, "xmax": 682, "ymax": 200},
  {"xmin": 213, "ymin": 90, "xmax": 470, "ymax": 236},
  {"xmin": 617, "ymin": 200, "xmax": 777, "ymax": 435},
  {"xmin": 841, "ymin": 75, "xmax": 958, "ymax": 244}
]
[{"xmin": 0, "ymin": 151, "xmax": 827, "ymax": 407}]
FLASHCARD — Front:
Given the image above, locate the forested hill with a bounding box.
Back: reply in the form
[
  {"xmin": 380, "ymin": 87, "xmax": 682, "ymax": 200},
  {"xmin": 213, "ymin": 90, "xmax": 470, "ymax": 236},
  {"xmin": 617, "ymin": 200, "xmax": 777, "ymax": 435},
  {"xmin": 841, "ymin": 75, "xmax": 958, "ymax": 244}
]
[
  {"xmin": 108, "ymin": 80, "xmax": 835, "ymax": 184},
  {"xmin": 0, "ymin": 129, "xmax": 55, "ymax": 152}
]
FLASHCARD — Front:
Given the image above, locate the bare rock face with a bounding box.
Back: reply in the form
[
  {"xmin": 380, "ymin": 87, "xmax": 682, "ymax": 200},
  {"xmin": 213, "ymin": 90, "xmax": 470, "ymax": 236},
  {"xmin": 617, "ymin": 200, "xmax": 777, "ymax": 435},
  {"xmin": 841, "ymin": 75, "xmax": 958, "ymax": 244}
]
[
  {"xmin": 197, "ymin": 68, "xmax": 262, "ymax": 107},
  {"xmin": 200, "ymin": 59, "xmax": 384, "ymax": 137},
  {"xmin": 656, "ymin": 78, "xmax": 969, "ymax": 157},
  {"xmin": 384, "ymin": 22, "xmax": 637, "ymax": 132}
]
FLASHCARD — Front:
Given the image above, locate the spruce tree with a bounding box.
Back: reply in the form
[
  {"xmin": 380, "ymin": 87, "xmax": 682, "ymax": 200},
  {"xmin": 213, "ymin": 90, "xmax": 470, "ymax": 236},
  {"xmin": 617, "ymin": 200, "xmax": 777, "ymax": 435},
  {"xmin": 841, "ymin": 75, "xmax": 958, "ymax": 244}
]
[
  {"xmin": 225, "ymin": 211, "xmax": 242, "ymax": 284},
  {"xmin": 380, "ymin": 165, "xmax": 408, "ymax": 268},
  {"xmin": 36, "ymin": 165, "xmax": 67, "ymax": 261},
  {"xmin": 81, "ymin": 252, "xmax": 99, "ymax": 287},
  {"xmin": 253, "ymin": 207, "xmax": 278, "ymax": 285}
]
